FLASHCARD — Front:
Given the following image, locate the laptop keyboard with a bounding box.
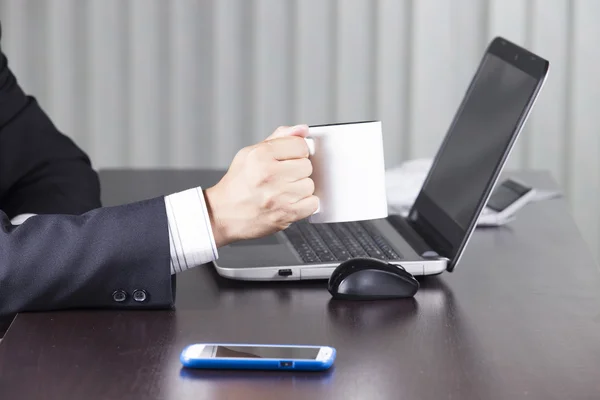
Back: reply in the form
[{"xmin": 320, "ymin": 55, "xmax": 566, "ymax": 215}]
[{"xmin": 283, "ymin": 220, "xmax": 402, "ymax": 263}]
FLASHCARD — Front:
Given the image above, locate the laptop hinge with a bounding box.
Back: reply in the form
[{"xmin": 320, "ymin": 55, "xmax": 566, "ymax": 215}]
[{"xmin": 386, "ymin": 214, "xmax": 441, "ymax": 258}]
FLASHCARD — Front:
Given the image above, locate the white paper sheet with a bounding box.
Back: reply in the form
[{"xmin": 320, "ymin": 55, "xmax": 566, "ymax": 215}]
[{"xmin": 385, "ymin": 158, "xmax": 561, "ymax": 227}]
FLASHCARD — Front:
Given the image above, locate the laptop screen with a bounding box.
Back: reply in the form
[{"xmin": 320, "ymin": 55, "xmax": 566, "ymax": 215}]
[{"xmin": 409, "ymin": 37, "xmax": 549, "ymax": 271}]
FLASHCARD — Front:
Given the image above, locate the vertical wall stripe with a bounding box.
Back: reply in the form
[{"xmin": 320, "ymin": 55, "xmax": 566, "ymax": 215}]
[
  {"xmin": 479, "ymin": 0, "xmax": 491, "ymax": 50},
  {"xmin": 401, "ymin": 0, "xmax": 414, "ymax": 161},
  {"xmin": 86, "ymin": 0, "xmax": 128, "ymax": 167},
  {"xmin": 368, "ymin": 0, "xmax": 378, "ymax": 124},
  {"xmin": 376, "ymin": 0, "xmax": 410, "ymax": 167},
  {"xmin": 409, "ymin": 0, "xmax": 456, "ymax": 159},
  {"xmin": 168, "ymin": 0, "xmax": 199, "ymax": 167},
  {"xmin": 253, "ymin": 0, "xmax": 292, "ymax": 142},
  {"xmin": 24, "ymin": 0, "xmax": 49, "ymax": 103},
  {"xmin": 452, "ymin": 0, "xmax": 488, "ymax": 90},
  {"xmin": 563, "ymin": 0, "xmax": 575, "ymax": 201},
  {"xmin": 168, "ymin": 0, "xmax": 214, "ymax": 168},
  {"xmin": 0, "ymin": 0, "xmax": 598, "ymax": 258},
  {"xmin": 213, "ymin": 0, "xmax": 245, "ymax": 167},
  {"xmin": 294, "ymin": 0, "xmax": 334, "ymax": 126},
  {"xmin": 335, "ymin": 0, "xmax": 375, "ymax": 122},
  {"xmin": 569, "ymin": 0, "xmax": 600, "ymax": 254},
  {"xmin": 287, "ymin": 0, "xmax": 297, "ymax": 126},
  {"xmin": 1, "ymin": 1, "xmax": 33, "ymax": 95},
  {"xmin": 527, "ymin": 0, "xmax": 570, "ymax": 187},
  {"xmin": 328, "ymin": 0, "xmax": 338, "ymax": 123},
  {"xmin": 46, "ymin": 0, "xmax": 79, "ymax": 147},
  {"xmin": 128, "ymin": 0, "xmax": 166, "ymax": 166},
  {"xmin": 520, "ymin": 0, "xmax": 535, "ymax": 170}
]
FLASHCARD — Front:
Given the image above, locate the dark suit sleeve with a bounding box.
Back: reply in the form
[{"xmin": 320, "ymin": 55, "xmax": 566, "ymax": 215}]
[
  {"xmin": 0, "ymin": 23, "xmax": 101, "ymax": 217},
  {"xmin": 0, "ymin": 196, "xmax": 175, "ymax": 316},
  {"xmin": 0, "ymin": 23, "xmax": 175, "ymax": 318}
]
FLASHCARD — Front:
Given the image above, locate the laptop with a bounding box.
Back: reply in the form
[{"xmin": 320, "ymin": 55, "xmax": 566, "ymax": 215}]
[{"xmin": 213, "ymin": 37, "xmax": 549, "ymax": 281}]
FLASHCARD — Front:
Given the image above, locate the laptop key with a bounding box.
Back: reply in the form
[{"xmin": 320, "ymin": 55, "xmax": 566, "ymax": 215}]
[
  {"xmin": 360, "ymin": 222, "xmax": 402, "ymax": 260},
  {"xmin": 316, "ymin": 252, "xmax": 336, "ymax": 262},
  {"xmin": 313, "ymin": 224, "xmax": 353, "ymax": 261},
  {"xmin": 345, "ymin": 223, "xmax": 388, "ymax": 259},
  {"xmin": 284, "ymin": 224, "xmax": 320, "ymax": 263},
  {"xmin": 297, "ymin": 223, "xmax": 336, "ymax": 261},
  {"xmin": 330, "ymin": 224, "xmax": 369, "ymax": 257}
]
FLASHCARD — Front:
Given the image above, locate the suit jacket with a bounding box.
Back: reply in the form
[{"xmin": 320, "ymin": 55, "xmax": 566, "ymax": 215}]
[{"xmin": 0, "ymin": 22, "xmax": 175, "ymax": 334}]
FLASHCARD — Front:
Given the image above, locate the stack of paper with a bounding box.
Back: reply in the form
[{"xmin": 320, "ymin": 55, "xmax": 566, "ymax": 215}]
[{"xmin": 385, "ymin": 158, "xmax": 561, "ymax": 227}]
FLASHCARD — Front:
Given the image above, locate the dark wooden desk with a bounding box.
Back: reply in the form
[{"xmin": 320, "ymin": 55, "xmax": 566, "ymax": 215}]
[{"xmin": 1, "ymin": 169, "xmax": 599, "ymax": 400}]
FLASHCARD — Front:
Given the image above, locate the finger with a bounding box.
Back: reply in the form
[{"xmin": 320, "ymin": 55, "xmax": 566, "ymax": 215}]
[
  {"xmin": 286, "ymin": 177, "xmax": 315, "ymax": 200},
  {"xmin": 264, "ymin": 136, "xmax": 310, "ymax": 160},
  {"xmin": 277, "ymin": 158, "xmax": 313, "ymax": 181},
  {"xmin": 265, "ymin": 125, "xmax": 289, "ymax": 140},
  {"xmin": 289, "ymin": 195, "xmax": 320, "ymax": 220},
  {"xmin": 265, "ymin": 124, "xmax": 308, "ymax": 140}
]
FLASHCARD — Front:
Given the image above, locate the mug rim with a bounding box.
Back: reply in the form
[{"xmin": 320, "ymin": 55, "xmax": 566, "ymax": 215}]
[{"xmin": 309, "ymin": 120, "xmax": 379, "ymax": 128}]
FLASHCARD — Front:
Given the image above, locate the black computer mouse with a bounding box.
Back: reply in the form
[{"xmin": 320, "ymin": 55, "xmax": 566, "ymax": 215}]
[{"xmin": 327, "ymin": 257, "xmax": 419, "ymax": 300}]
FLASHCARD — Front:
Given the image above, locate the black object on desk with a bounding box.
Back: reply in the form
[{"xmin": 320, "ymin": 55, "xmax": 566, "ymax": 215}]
[
  {"xmin": 328, "ymin": 257, "xmax": 419, "ymax": 300},
  {"xmin": 1, "ymin": 169, "xmax": 600, "ymax": 400}
]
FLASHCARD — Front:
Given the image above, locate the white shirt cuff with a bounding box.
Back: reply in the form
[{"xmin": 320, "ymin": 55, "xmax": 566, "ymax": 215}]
[
  {"xmin": 164, "ymin": 187, "xmax": 218, "ymax": 275},
  {"xmin": 11, "ymin": 213, "xmax": 37, "ymax": 225}
]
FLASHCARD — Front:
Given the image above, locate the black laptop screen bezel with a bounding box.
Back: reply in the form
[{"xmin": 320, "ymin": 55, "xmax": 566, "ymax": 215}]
[{"xmin": 407, "ymin": 37, "xmax": 549, "ymax": 272}]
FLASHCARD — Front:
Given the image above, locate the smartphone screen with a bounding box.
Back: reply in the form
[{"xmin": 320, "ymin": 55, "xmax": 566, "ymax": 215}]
[{"xmin": 204, "ymin": 345, "xmax": 321, "ymax": 360}]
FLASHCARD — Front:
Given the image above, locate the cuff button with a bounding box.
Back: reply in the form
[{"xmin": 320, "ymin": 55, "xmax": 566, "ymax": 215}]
[
  {"xmin": 112, "ymin": 290, "xmax": 127, "ymax": 303},
  {"xmin": 132, "ymin": 289, "xmax": 148, "ymax": 302}
]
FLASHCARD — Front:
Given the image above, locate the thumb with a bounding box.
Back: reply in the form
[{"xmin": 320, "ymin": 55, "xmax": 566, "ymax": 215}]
[{"xmin": 265, "ymin": 124, "xmax": 309, "ymax": 141}]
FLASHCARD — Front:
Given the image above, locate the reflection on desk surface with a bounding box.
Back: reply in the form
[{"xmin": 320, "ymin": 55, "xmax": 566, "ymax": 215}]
[{"xmin": 165, "ymin": 276, "xmax": 496, "ymax": 400}]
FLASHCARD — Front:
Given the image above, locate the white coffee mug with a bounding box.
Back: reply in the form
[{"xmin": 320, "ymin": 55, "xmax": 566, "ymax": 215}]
[{"xmin": 305, "ymin": 121, "xmax": 388, "ymax": 224}]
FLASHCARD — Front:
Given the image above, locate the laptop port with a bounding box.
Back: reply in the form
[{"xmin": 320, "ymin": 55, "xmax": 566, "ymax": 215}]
[{"xmin": 278, "ymin": 269, "xmax": 293, "ymax": 277}]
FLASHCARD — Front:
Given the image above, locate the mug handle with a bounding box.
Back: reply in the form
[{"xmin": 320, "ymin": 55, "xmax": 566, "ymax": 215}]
[
  {"xmin": 303, "ymin": 136, "xmax": 320, "ymax": 215},
  {"xmin": 304, "ymin": 136, "xmax": 316, "ymax": 156}
]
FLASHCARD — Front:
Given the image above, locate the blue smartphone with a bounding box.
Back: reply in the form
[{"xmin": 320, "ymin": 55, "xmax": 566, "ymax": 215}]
[{"xmin": 180, "ymin": 343, "xmax": 336, "ymax": 371}]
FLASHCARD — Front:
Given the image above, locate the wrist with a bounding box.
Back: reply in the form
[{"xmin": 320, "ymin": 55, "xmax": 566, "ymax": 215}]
[{"xmin": 204, "ymin": 186, "xmax": 231, "ymax": 247}]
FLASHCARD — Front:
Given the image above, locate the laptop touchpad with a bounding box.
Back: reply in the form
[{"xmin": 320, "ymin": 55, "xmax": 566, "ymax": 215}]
[{"xmin": 230, "ymin": 235, "xmax": 281, "ymax": 246}]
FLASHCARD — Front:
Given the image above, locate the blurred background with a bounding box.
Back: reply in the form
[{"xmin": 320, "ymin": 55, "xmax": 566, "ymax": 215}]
[{"xmin": 0, "ymin": 0, "xmax": 598, "ymax": 259}]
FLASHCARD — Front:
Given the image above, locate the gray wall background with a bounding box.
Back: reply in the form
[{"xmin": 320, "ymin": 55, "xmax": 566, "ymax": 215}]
[{"xmin": 1, "ymin": 0, "xmax": 599, "ymax": 258}]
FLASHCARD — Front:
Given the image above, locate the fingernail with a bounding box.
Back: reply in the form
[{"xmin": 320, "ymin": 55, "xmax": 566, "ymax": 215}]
[{"xmin": 291, "ymin": 124, "xmax": 308, "ymax": 131}]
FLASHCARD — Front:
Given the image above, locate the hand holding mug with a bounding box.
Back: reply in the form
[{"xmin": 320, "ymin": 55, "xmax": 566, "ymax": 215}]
[{"xmin": 204, "ymin": 125, "xmax": 319, "ymax": 247}]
